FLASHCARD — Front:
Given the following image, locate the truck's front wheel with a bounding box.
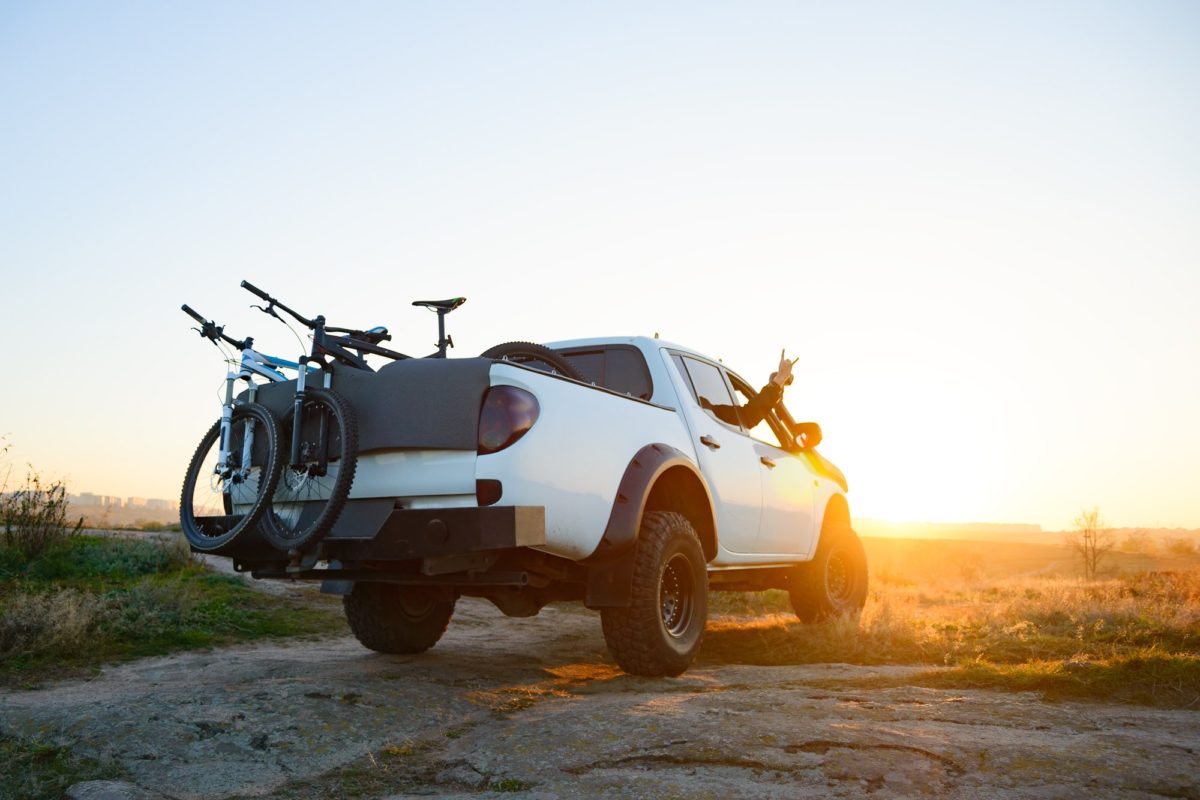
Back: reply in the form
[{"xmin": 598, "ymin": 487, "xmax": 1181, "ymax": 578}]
[
  {"xmin": 788, "ymin": 525, "xmax": 868, "ymax": 622},
  {"xmin": 343, "ymin": 583, "xmax": 456, "ymax": 655},
  {"xmin": 600, "ymin": 511, "xmax": 708, "ymax": 677}
]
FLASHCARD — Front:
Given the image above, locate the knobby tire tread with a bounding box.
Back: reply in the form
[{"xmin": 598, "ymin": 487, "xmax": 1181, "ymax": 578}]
[
  {"xmin": 600, "ymin": 511, "xmax": 707, "ymax": 677},
  {"xmin": 260, "ymin": 387, "xmax": 358, "ymax": 553},
  {"xmin": 480, "ymin": 341, "xmax": 586, "ymax": 382},
  {"xmin": 788, "ymin": 526, "xmax": 868, "ymax": 623},
  {"xmin": 343, "ymin": 584, "xmax": 456, "ymax": 654},
  {"xmin": 179, "ymin": 402, "xmax": 283, "ymax": 553}
]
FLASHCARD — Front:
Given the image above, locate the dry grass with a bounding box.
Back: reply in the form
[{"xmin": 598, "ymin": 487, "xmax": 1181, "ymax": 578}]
[
  {"xmin": 703, "ymin": 567, "xmax": 1200, "ymax": 707},
  {"xmin": 0, "ymin": 534, "xmax": 343, "ymax": 686},
  {"xmin": 0, "ymin": 589, "xmax": 101, "ymax": 659}
]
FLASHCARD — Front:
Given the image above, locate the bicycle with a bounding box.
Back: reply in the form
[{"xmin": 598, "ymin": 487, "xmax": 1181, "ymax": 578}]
[
  {"xmin": 235, "ymin": 281, "xmax": 588, "ymax": 555},
  {"xmin": 239, "ymin": 280, "xmax": 417, "ymax": 554},
  {"xmin": 177, "ymin": 304, "xmax": 291, "ymax": 553}
]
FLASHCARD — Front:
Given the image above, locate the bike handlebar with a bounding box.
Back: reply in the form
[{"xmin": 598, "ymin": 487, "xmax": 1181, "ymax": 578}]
[
  {"xmin": 239, "ymin": 280, "xmax": 272, "ymax": 303},
  {"xmin": 181, "ymin": 304, "xmax": 207, "ymax": 324},
  {"xmin": 240, "ymin": 279, "xmax": 317, "ymax": 329},
  {"xmin": 181, "ymin": 304, "xmax": 249, "ymax": 350}
]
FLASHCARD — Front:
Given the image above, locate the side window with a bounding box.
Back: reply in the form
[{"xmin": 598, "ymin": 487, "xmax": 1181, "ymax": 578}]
[
  {"xmin": 670, "ymin": 354, "xmax": 695, "ymax": 400},
  {"xmin": 680, "ymin": 357, "xmax": 742, "ymax": 429},
  {"xmin": 731, "ymin": 380, "xmax": 788, "ymax": 449}
]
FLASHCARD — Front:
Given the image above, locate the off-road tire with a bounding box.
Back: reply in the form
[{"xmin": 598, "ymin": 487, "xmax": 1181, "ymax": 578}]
[
  {"xmin": 343, "ymin": 583, "xmax": 457, "ymax": 655},
  {"xmin": 179, "ymin": 402, "xmax": 283, "ymax": 553},
  {"xmin": 600, "ymin": 511, "xmax": 708, "ymax": 677},
  {"xmin": 260, "ymin": 387, "xmax": 358, "ymax": 553},
  {"xmin": 480, "ymin": 341, "xmax": 586, "ymax": 382},
  {"xmin": 788, "ymin": 524, "xmax": 868, "ymax": 622}
]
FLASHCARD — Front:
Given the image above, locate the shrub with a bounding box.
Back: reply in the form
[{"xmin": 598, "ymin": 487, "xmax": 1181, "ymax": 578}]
[
  {"xmin": 1163, "ymin": 537, "xmax": 1198, "ymax": 558},
  {"xmin": 1, "ymin": 469, "xmax": 82, "ymax": 558},
  {"xmin": 0, "ymin": 589, "xmax": 100, "ymax": 659}
]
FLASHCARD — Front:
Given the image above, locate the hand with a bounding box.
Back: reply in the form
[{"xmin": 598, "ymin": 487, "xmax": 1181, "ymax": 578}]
[{"xmin": 772, "ymin": 349, "xmax": 798, "ymax": 388}]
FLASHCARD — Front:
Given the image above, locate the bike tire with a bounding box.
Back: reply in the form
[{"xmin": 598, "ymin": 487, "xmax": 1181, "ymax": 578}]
[
  {"xmin": 179, "ymin": 402, "xmax": 283, "ymax": 553},
  {"xmin": 259, "ymin": 387, "xmax": 358, "ymax": 553},
  {"xmin": 480, "ymin": 341, "xmax": 585, "ymax": 382}
]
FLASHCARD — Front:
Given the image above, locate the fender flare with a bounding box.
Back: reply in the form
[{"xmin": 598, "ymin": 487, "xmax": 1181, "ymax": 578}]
[
  {"xmin": 584, "ymin": 443, "xmax": 716, "ymax": 608},
  {"xmin": 583, "ymin": 443, "xmax": 714, "ymax": 563}
]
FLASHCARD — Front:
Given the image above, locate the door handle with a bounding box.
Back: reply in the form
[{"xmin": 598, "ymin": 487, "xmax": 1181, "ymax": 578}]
[
  {"xmin": 760, "ymin": 456, "xmax": 776, "ymax": 468},
  {"xmin": 699, "ymin": 435, "xmax": 721, "ymax": 450}
]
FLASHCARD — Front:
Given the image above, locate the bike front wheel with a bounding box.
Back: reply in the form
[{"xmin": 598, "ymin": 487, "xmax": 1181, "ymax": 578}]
[
  {"xmin": 180, "ymin": 402, "xmax": 283, "ymax": 553},
  {"xmin": 259, "ymin": 387, "xmax": 358, "ymax": 553}
]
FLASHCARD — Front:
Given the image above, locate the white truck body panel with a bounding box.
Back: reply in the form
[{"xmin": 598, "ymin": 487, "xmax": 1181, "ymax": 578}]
[
  {"xmin": 476, "ymin": 361, "xmax": 695, "ymax": 560},
  {"xmin": 349, "ymin": 449, "xmax": 476, "ymax": 501}
]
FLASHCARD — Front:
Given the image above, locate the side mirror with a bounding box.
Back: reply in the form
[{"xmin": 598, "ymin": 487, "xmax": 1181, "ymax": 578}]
[{"xmin": 788, "ymin": 421, "xmax": 822, "ymax": 450}]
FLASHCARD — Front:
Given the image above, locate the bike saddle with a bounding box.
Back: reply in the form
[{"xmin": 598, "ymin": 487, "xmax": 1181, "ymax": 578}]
[{"xmin": 412, "ymin": 297, "xmax": 467, "ymax": 313}]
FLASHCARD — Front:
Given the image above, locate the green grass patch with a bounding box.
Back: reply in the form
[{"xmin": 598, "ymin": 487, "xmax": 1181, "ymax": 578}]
[
  {"xmin": 0, "ymin": 733, "xmax": 125, "ymax": 800},
  {"xmin": 0, "ymin": 535, "xmax": 343, "ymax": 687}
]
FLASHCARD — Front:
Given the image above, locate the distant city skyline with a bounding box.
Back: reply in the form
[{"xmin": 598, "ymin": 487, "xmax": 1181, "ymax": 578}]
[{"xmin": 66, "ymin": 493, "xmax": 178, "ymax": 512}]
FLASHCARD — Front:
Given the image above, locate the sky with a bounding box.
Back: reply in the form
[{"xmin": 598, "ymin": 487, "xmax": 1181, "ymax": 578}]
[{"xmin": 1, "ymin": 1, "xmax": 1197, "ymax": 531}]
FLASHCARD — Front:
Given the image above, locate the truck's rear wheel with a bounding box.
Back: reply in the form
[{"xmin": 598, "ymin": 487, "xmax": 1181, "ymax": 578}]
[
  {"xmin": 600, "ymin": 511, "xmax": 707, "ymax": 677},
  {"xmin": 343, "ymin": 583, "xmax": 456, "ymax": 654},
  {"xmin": 788, "ymin": 525, "xmax": 868, "ymax": 622}
]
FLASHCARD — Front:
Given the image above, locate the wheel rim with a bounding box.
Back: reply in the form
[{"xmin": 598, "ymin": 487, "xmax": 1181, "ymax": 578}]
[
  {"xmin": 397, "ymin": 590, "xmax": 435, "ymax": 621},
  {"xmin": 659, "ymin": 553, "xmax": 695, "ymax": 638},
  {"xmin": 825, "ymin": 548, "xmax": 854, "ymax": 603},
  {"xmin": 269, "ymin": 398, "xmax": 344, "ymax": 539},
  {"xmin": 187, "ymin": 419, "xmax": 264, "ymax": 536}
]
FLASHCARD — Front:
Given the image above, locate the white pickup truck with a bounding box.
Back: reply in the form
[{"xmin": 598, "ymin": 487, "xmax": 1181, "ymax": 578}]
[{"xmin": 238, "ymin": 336, "xmax": 866, "ymax": 677}]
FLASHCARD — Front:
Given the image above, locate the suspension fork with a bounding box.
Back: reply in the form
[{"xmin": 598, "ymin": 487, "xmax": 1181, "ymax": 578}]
[
  {"xmin": 218, "ymin": 373, "xmax": 238, "ymax": 477},
  {"xmin": 289, "ymin": 360, "xmax": 335, "ymax": 476},
  {"xmin": 316, "ymin": 370, "xmax": 333, "ymax": 476},
  {"xmin": 239, "ymin": 382, "xmax": 258, "ymax": 482},
  {"xmin": 290, "ymin": 359, "xmax": 309, "ymax": 470},
  {"xmin": 219, "ymin": 374, "xmax": 258, "ymax": 488}
]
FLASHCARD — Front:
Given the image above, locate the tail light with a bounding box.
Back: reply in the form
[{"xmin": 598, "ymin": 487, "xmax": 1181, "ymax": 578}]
[{"xmin": 478, "ymin": 386, "xmax": 539, "ymax": 454}]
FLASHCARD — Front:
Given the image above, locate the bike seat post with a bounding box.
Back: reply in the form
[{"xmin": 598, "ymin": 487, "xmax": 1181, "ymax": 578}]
[{"xmin": 437, "ymin": 309, "xmax": 448, "ymax": 357}]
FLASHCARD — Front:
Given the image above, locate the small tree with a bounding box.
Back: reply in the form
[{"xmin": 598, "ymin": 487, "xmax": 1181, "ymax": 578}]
[{"xmin": 1068, "ymin": 507, "xmax": 1114, "ymax": 580}]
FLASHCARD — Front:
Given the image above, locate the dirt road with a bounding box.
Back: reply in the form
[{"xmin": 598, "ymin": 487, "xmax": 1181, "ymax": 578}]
[{"xmin": 3, "ymin": 593, "xmax": 1198, "ymax": 799}]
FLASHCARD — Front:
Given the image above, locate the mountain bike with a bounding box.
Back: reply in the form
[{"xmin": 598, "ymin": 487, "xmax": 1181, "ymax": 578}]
[
  {"xmin": 178, "ymin": 304, "xmax": 290, "ymax": 553},
  {"xmin": 235, "ymin": 281, "xmax": 586, "ymax": 555}
]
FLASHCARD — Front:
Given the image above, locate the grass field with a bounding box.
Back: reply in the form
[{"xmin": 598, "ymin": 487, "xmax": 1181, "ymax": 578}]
[
  {"xmin": 704, "ymin": 537, "xmax": 1200, "ymax": 707},
  {"xmin": 0, "ymin": 533, "xmax": 343, "ymax": 688}
]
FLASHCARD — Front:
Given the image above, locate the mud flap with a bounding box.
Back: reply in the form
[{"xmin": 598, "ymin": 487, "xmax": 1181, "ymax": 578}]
[{"xmin": 584, "ymin": 557, "xmax": 636, "ymax": 608}]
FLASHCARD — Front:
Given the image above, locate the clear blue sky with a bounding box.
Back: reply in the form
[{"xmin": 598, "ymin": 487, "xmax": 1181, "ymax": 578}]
[{"xmin": 2, "ymin": 1, "xmax": 1198, "ymax": 530}]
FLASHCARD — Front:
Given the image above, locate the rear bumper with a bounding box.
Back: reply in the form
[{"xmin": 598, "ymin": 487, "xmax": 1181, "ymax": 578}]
[{"xmin": 323, "ymin": 504, "xmax": 546, "ymax": 561}]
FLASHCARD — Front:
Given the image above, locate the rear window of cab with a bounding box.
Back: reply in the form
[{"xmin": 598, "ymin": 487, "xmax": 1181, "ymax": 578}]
[{"xmin": 556, "ymin": 345, "xmax": 653, "ymax": 400}]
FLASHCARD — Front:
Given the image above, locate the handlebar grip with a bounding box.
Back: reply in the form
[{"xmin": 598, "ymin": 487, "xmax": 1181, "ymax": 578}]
[
  {"xmin": 240, "ymin": 280, "xmax": 272, "ymax": 302},
  {"xmin": 181, "ymin": 304, "xmax": 207, "ymax": 324}
]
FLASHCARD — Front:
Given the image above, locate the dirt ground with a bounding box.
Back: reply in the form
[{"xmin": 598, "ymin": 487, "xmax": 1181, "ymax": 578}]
[{"xmin": 3, "ymin": 577, "xmax": 1199, "ymax": 799}]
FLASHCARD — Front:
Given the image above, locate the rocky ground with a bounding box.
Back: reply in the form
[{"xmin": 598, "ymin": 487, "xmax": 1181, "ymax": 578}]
[{"xmin": 3, "ymin": 581, "xmax": 1198, "ymax": 799}]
